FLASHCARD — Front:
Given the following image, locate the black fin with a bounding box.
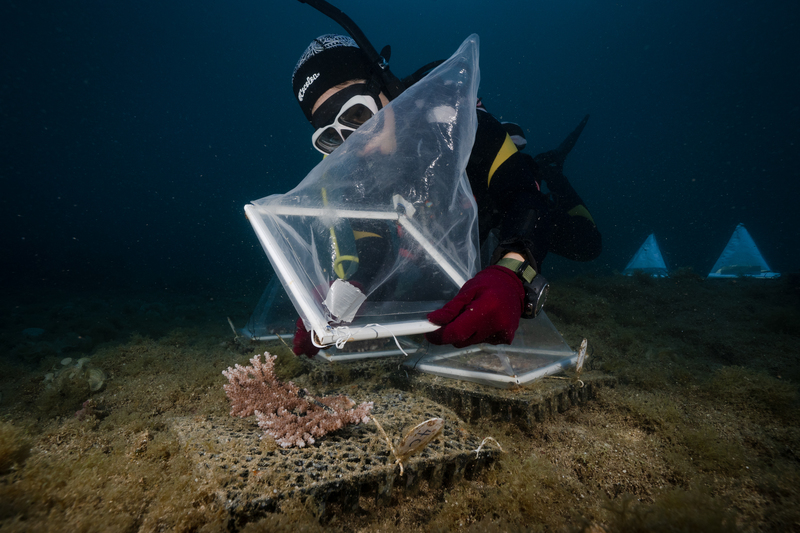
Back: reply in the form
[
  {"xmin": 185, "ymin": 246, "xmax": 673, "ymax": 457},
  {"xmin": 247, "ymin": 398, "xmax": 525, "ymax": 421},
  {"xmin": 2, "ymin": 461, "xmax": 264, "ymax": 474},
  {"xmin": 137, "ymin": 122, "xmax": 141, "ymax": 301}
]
[
  {"xmin": 556, "ymin": 114, "xmax": 590, "ymax": 158},
  {"xmin": 534, "ymin": 114, "xmax": 590, "ymax": 174}
]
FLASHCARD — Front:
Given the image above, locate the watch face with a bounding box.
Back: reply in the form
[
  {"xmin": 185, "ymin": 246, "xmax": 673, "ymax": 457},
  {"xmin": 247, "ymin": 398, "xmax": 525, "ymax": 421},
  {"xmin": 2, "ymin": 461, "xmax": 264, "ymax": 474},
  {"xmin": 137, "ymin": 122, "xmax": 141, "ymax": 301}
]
[{"xmin": 523, "ymin": 277, "xmax": 549, "ymax": 318}]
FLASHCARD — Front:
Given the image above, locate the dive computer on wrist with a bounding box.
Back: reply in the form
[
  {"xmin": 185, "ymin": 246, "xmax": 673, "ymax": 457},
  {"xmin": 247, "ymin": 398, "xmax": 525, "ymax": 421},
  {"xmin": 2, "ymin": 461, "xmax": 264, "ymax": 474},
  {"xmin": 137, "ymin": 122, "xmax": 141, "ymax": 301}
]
[{"xmin": 495, "ymin": 257, "xmax": 549, "ymax": 319}]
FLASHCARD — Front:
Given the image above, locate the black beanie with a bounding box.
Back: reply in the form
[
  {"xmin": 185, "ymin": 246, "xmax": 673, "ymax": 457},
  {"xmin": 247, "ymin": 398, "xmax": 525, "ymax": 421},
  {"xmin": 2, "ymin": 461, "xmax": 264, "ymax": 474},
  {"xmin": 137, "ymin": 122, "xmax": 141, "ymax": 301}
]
[{"xmin": 292, "ymin": 34, "xmax": 375, "ymax": 123}]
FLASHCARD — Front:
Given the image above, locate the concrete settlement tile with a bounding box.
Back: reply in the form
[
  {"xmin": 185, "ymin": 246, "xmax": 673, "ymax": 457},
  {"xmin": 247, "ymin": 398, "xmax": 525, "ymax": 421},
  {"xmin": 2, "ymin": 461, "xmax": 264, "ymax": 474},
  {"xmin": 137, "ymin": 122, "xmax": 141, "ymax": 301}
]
[{"xmin": 170, "ymin": 388, "xmax": 499, "ymax": 525}]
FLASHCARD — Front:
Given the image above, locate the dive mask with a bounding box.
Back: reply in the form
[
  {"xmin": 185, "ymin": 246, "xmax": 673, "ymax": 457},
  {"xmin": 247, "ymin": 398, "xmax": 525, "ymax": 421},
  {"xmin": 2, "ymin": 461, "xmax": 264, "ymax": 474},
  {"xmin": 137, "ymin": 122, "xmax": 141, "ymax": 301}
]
[{"xmin": 311, "ymin": 84, "xmax": 381, "ymax": 154}]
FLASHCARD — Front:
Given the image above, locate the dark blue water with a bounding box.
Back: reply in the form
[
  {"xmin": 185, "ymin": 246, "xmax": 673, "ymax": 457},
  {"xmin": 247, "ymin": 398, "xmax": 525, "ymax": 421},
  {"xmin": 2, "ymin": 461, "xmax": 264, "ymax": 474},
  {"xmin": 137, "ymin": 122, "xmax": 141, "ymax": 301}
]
[{"xmin": 2, "ymin": 0, "xmax": 798, "ymax": 294}]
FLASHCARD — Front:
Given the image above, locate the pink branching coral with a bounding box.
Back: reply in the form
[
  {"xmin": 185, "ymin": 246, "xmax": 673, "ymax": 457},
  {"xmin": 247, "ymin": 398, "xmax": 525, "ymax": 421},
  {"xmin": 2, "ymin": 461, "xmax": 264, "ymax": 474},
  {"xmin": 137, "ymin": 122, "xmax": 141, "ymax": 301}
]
[{"xmin": 222, "ymin": 352, "xmax": 373, "ymax": 448}]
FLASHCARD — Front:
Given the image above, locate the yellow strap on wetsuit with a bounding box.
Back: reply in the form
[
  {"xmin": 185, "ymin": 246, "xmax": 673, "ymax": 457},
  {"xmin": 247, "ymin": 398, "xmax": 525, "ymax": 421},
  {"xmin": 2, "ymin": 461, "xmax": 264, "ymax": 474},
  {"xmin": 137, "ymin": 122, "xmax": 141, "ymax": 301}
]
[
  {"xmin": 352, "ymin": 230, "xmax": 381, "ymax": 240},
  {"xmin": 487, "ymin": 133, "xmax": 518, "ymax": 187},
  {"xmin": 321, "ymin": 188, "xmax": 359, "ymax": 279},
  {"xmin": 333, "ymin": 253, "xmax": 359, "ymax": 279},
  {"xmin": 567, "ymin": 204, "xmax": 596, "ymax": 226}
]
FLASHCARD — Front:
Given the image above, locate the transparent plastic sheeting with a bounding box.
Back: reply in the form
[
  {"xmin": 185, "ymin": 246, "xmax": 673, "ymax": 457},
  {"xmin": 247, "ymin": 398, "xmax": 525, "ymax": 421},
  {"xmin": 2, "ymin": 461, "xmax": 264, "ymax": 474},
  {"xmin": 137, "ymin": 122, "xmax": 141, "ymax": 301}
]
[
  {"xmin": 707, "ymin": 223, "xmax": 780, "ymax": 279},
  {"xmin": 622, "ymin": 234, "xmax": 669, "ymax": 278},
  {"xmin": 245, "ymin": 35, "xmax": 481, "ymax": 347},
  {"xmin": 404, "ymin": 311, "xmax": 578, "ymax": 389},
  {"xmin": 239, "ymin": 276, "xmax": 299, "ymax": 341}
]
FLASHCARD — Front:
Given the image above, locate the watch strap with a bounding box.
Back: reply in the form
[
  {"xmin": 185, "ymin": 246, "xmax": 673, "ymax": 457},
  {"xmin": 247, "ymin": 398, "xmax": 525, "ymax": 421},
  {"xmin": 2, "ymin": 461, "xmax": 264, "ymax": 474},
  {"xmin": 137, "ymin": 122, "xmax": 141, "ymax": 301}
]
[{"xmin": 495, "ymin": 258, "xmax": 537, "ymax": 284}]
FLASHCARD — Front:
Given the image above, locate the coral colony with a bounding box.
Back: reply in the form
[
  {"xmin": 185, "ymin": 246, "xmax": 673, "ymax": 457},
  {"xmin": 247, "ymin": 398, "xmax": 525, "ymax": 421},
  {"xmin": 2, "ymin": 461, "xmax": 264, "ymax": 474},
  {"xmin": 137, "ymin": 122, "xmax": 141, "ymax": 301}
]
[{"xmin": 222, "ymin": 352, "xmax": 373, "ymax": 448}]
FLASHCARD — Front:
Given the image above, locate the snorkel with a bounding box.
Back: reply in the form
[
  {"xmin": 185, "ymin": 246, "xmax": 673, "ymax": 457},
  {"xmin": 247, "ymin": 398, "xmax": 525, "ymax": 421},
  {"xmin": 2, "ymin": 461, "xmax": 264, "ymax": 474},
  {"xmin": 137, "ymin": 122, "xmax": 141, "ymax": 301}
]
[{"xmin": 297, "ymin": 0, "xmax": 406, "ymax": 100}]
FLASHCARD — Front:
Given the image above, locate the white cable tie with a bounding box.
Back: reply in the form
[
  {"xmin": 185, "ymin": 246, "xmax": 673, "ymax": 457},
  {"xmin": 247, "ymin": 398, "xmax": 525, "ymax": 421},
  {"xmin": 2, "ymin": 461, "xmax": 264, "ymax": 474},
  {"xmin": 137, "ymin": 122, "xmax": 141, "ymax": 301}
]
[
  {"xmin": 310, "ymin": 327, "xmax": 335, "ymax": 349},
  {"xmin": 309, "ymin": 322, "xmax": 410, "ymax": 357},
  {"xmin": 333, "ymin": 327, "xmax": 352, "ymax": 349},
  {"xmin": 309, "ymin": 326, "xmax": 352, "ymax": 350},
  {"xmin": 316, "ymin": 323, "xmax": 411, "ymax": 357},
  {"xmin": 362, "ymin": 323, "xmax": 410, "ymax": 357}
]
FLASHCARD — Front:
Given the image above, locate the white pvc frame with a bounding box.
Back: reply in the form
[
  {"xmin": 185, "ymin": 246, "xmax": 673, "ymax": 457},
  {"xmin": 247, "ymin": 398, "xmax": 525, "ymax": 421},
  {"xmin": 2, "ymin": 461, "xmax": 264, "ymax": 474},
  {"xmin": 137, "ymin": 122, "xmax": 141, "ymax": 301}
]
[
  {"xmin": 412, "ymin": 348, "xmax": 578, "ymax": 387},
  {"xmin": 244, "ymin": 200, "xmax": 469, "ymax": 347},
  {"xmin": 316, "ymin": 345, "xmax": 419, "ymax": 363}
]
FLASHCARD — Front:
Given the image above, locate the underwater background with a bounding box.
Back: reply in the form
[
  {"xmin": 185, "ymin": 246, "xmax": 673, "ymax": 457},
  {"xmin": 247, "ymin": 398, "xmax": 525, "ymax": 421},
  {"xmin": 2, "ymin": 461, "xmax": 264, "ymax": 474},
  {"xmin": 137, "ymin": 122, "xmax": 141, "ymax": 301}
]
[
  {"xmin": 2, "ymin": 0, "xmax": 798, "ymax": 291},
  {"xmin": 2, "ymin": 1, "xmax": 800, "ymax": 531}
]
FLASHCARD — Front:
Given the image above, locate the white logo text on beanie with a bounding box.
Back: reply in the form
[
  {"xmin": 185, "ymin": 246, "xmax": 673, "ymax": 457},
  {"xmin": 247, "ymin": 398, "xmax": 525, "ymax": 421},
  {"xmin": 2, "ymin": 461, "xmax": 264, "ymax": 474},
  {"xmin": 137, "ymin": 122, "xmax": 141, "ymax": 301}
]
[{"xmin": 298, "ymin": 73, "xmax": 320, "ymax": 102}]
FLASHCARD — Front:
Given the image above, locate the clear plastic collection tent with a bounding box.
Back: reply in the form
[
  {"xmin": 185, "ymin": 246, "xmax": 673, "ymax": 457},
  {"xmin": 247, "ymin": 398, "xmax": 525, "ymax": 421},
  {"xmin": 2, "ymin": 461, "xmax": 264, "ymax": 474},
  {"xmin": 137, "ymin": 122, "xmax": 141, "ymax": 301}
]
[
  {"xmin": 404, "ymin": 311, "xmax": 577, "ymax": 388},
  {"xmin": 242, "ymin": 34, "xmax": 587, "ymax": 385},
  {"xmin": 245, "ymin": 35, "xmax": 481, "ymax": 349},
  {"xmin": 622, "ymin": 234, "xmax": 669, "ymax": 277},
  {"xmin": 708, "ymin": 223, "xmax": 780, "ymax": 279},
  {"xmin": 238, "ymin": 276, "xmax": 298, "ymax": 341}
]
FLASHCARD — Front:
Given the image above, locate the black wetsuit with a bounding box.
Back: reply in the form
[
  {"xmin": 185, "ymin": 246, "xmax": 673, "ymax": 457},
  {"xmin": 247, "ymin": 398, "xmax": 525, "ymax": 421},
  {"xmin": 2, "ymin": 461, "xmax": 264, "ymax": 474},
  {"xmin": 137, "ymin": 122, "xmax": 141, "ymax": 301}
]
[{"xmin": 467, "ymin": 105, "xmax": 601, "ymax": 267}]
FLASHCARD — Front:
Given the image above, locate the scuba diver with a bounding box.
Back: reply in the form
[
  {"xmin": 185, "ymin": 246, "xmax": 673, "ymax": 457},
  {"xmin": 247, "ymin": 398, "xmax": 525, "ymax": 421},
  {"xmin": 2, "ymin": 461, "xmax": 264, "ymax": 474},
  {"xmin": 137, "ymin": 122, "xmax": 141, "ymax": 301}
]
[{"xmin": 290, "ymin": 0, "xmax": 601, "ymax": 356}]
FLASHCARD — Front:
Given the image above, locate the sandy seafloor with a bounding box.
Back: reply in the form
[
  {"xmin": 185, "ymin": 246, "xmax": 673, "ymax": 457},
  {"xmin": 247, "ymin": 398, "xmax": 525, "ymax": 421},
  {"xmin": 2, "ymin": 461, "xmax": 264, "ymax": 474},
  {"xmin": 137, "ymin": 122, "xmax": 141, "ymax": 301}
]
[{"xmin": 1, "ymin": 271, "xmax": 799, "ymax": 532}]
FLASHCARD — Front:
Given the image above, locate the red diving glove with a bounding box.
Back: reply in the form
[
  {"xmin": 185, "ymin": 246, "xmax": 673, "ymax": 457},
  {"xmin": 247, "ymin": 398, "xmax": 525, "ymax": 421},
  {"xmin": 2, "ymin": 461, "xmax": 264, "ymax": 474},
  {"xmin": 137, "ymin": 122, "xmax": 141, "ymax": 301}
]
[
  {"xmin": 292, "ymin": 317, "xmax": 320, "ymax": 358},
  {"xmin": 425, "ymin": 265, "xmax": 524, "ymax": 348}
]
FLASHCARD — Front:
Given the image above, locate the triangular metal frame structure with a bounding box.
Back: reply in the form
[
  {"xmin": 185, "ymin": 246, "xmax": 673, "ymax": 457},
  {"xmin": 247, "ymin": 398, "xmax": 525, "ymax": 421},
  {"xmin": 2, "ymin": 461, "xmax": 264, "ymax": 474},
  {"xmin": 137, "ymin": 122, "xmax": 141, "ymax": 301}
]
[
  {"xmin": 708, "ymin": 223, "xmax": 780, "ymax": 279},
  {"xmin": 622, "ymin": 233, "xmax": 669, "ymax": 277}
]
